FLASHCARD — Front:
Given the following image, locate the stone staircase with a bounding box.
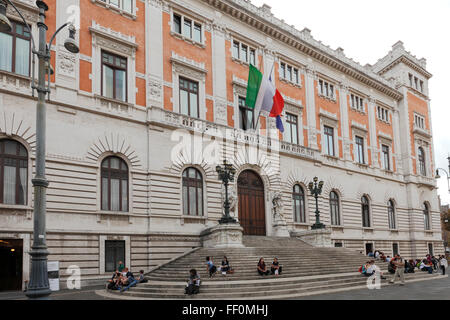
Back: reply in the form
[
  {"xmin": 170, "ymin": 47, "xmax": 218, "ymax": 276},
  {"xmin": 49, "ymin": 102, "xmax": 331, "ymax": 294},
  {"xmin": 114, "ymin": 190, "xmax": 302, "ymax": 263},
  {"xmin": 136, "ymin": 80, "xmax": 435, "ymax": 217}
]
[{"xmin": 98, "ymin": 236, "xmax": 445, "ymax": 299}]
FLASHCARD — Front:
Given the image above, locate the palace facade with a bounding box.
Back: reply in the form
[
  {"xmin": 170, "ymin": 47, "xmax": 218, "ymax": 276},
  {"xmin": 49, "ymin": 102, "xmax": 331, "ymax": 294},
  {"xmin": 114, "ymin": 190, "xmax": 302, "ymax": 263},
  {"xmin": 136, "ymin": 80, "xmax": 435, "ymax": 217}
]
[{"xmin": 0, "ymin": 0, "xmax": 444, "ymax": 290}]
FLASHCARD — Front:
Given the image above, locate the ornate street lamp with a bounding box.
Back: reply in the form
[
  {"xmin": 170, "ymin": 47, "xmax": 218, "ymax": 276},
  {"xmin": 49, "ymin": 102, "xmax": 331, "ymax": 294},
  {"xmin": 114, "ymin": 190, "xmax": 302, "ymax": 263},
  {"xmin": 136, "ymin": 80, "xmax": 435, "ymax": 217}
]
[
  {"xmin": 0, "ymin": 0, "xmax": 79, "ymax": 299},
  {"xmin": 308, "ymin": 176, "xmax": 325, "ymax": 230},
  {"xmin": 216, "ymin": 160, "xmax": 237, "ymax": 224},
  {"xmin": 435, "ymin": 156, "xmax": 450, "ymax": 193}
]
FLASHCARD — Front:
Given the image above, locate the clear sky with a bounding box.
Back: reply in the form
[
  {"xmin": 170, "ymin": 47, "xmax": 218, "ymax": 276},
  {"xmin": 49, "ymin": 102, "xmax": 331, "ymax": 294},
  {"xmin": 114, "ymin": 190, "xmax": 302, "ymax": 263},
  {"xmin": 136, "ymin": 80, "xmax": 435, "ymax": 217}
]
[{"xmin": 250, "ymin": 0, "xmax": 450, "ymax": 205}]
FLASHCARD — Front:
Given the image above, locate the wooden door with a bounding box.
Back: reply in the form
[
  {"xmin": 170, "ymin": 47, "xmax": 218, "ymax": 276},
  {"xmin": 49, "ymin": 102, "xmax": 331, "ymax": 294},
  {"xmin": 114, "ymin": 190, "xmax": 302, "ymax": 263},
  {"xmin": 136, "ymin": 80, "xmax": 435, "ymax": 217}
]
[{"xmin": 237, "ymin": 170, "xmax": 266, "ymax": 235}]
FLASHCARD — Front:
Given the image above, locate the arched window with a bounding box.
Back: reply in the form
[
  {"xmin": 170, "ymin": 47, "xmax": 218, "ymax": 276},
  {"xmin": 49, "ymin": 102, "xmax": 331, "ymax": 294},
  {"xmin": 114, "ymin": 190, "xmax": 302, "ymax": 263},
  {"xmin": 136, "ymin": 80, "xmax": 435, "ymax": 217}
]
[
  {"xmin": 418, "ymin": 147, "xmax": 426, "ymax": 176},
  {"xmin": 0, "ymin": 139, "xmax": 28, "ymax": 205},
  {"xmin": 361, "ymin": 196, "xmax": 371, "ymax": 228},
  {"xmin": 293, "ymin": 184, "xmax": 306, "ymax": 223},
  {"xmin": 388, "ymin": 200, "xmax": 396, "ymax": 230},
  {"xmin": 423, "ymin": 202, "xmax": 431, "ymax": 230},
  {"xmin": 330, "ymin": 191, "xmax": 340, "ymax": 225},
  {"xmin": 182, "ymin": 167, "xmax": 203, "ymax": 216},
  {"xmin": 101, "ymin": 156, "xmax": 128, "ymax": 212}
]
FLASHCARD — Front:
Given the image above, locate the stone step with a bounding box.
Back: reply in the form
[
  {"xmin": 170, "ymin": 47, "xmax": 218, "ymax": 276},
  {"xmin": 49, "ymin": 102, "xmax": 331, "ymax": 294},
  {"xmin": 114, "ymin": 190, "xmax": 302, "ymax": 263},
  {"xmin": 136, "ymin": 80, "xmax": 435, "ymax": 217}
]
[{"xmin": 109, "ymin": 273, "xmax": 443, "ymax": 300}]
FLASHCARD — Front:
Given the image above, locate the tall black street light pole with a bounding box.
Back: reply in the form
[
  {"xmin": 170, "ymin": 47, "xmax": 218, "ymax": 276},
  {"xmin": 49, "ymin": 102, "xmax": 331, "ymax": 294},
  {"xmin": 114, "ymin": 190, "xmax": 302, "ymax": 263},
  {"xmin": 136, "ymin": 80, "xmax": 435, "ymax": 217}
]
[
  {"xmin": 0, "ymin": 0, "xmax": 79, "ymax": 299},
  {"xmin": 308, "ymin": 176, "xmax": 325, "ymax": 230},
  {"xmin": 216, "ymin": 160, "xmax": 237, "ymax": 224}
]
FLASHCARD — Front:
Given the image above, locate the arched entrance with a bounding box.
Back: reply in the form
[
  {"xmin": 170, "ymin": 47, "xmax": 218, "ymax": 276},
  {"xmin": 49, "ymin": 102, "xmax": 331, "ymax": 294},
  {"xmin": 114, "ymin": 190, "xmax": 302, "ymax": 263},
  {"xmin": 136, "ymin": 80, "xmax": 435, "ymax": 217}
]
[{"xmin": 237, "ymin": 170, "xmax": 266, "ymax": 235}]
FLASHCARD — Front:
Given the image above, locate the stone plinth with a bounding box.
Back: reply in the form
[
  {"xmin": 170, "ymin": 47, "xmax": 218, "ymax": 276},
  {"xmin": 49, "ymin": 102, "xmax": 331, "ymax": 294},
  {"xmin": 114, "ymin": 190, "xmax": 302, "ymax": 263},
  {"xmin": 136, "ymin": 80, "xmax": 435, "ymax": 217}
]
[
  {"xmin": 200, "ymin": 223, "xmax": 245, "ymax": 248},
  {"xmin": 272, "ymin": 215, "xmax": 290, "ymax": 237},
  {"xmin": 291, "ymin": 228, "xmax": 332, "ymax": 247}
]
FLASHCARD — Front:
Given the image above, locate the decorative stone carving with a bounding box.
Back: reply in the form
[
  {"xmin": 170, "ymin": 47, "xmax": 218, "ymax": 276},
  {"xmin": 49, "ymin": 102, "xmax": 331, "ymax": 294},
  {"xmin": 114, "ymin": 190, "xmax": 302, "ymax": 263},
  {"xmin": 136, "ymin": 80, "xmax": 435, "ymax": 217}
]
[
  {"xmin": 58, "ymin": 51, "xmax": 76, "ymax": 78},
  {"xmin": 90, "ymin": 21, "xmax": 137, "ymax": 57},
  {"xmin": 200, "ymin": 223, "xmax": 244, "ymax": 248},
  {"xmin": 149, "ymin": 79, "xmax": 162, "ymax": 100},
  {"xmin": 271, "ymin": 191, "xmax": 289, "ymax": 237},
  {"xmin": 215, "ymin": 99, "xmax": 227, "ymax": 123}
]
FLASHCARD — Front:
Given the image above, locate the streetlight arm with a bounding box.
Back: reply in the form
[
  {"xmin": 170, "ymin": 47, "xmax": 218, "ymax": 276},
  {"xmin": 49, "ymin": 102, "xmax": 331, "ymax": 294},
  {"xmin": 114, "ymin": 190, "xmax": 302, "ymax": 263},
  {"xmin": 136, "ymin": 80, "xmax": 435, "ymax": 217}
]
[
  {"xmin": 436, "ymin": 168, "xmax": 449, "ymax": 178},
  {"xmin": 48, "ymin": 21, "xmax": 70, "ymax": 53}
]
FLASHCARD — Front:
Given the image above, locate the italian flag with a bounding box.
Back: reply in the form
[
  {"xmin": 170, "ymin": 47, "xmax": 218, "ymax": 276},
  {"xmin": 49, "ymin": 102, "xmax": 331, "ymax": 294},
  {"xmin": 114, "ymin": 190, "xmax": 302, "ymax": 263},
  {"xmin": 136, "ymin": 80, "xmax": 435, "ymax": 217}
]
[{"xmin": 245, "ymin": 64, "xmax": 285, "ymax": 132}]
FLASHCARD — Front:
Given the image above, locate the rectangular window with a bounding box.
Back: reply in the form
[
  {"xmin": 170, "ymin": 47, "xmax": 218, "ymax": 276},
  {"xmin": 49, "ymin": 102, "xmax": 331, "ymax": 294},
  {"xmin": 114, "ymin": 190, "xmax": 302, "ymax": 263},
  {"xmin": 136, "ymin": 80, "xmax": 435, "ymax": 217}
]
[
  {"xmin": 102, "ymin": 51, "xmax": 127, "ymax": 102},
  {"xmin": 414, "ymin": 114, "xmax": 425, "ymax": 129},
  {"xmin": 428, "ymin": 243, "xmax": 433, "ymax": 255},
  {"xmin": 183, "ymin": 19, "xmax": 192, "ymax": 38},
  {"xmin": 286, "ymin": 66, "xmax": 292, "ymax": 82},
  {"xmin": 382, "ymin": 144, "xmax": 390, "ymax": 170},
  {"xmin": 408, "ymin": 73, "xmax": 413, "ymax": 87},
  {"xmin": 280, "ymin": 63, "xmax": 286, "ymax": 79},
  {"xmin": 173, "ymin": 14, "xmax": 181, "ymax": 34},
  {"xmin": 232, "ymin": 41, "xmax": 240, "ymax": 59},
  {"xmin": 193, "ymin": 23, "xmax": 202, "ymax": 43},
  {"xmin": 179, "ymin": 77, "xmax": 199, "ymax": 118},
  {"xmin": 241, "ymin": 44, "xmax": 248, "ymax": 63},
  {"xmin": 324, "ymin": 125, "xmax": 335, "ymax": 156},
  {"xmin": 419, "ymin": 80, "xmax": 424, "ymax": 93},
  {"xmin": 238, "ymin": 96, "xmax": 254, "ymax": 130},
  {"xmin": 351, "ymin": 94, "xmax": 364, "ymax": 112},
  {"xmin": 319, "ymin": 79, "xmax": 334, "ymax": 99},
  {"xmin": 377, "ymin": 106, "xmax": 390, "ymax": 122},
  {"xmin": 249, "ymin": 49, "xmax": 256, "ymax": 65},
  {"xmin": 0, "ymin": 20, "xmax": 31, "ymax": 76},
  {"xmin": 101, "ymin": 0, "xmax": 132, "ymax": 13},
  {"xmin": 105, "ymin": 240, "xmax": 125, "ymax": 273},
  {"xmin": 355, "ymin": 136, "xmax": 365, "ymax": 164},
  {"xmin": 284, "ymin": 113, "xmax": 298, "ymax": 145},
  {"xmin": 232, "ymin": 40, "xmax": 256, "ymax": 64},
  {"xmin": 392, "ymin": 243, "xmax": 399, "ymax": 256}
]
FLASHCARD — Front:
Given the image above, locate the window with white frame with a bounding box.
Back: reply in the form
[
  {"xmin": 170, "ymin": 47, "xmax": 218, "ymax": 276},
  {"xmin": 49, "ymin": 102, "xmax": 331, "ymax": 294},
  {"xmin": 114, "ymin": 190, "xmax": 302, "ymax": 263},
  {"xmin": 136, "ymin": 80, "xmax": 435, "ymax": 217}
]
[
  {"xmin": 232, "ymin": 39, "xmax": 256, "ymax": 65},
  {"xmin": 382, "ymin": 144, "xmax": 390, "ymax": 171},
  {"xmin": 173, "ymin": 13, "xmax": 203, "ymax": 44},
  {"xmin": 318, "ymin": 79, "xmax": 335, "ymax": 99},
  {"xmin": 409, "ymin": 73, "xmax": 424, "ymax": 93},
  {"xmin": 414, "ymin": 114, "xmax": 425, "ymax": 129},
  {"xmin": 0, "ymin": 20, "xmax": 31, "ymax": 77},
  {"xmin": 355, "ymin": 135, "xmax": 365, "ymax": 164},
  {"xmin": 100, "ymin": 0, "xmax": 133, "ymax": 13},
  {"xmin": 284, "ymin": 113, "xmax": 299, "ymax": 145},
  {"xmin": 324, "ymin": 125, "xmax": 335, "ymax": 156},
  {"xmin": 388, "ymin": 200, "xmax": 396, "ymax": 230},
  {"xmin": 350, "ymin": 93, "xmax": 364, "ymax": 112},
  {"xmin": 377, "ymin": 106, "xmax": 390, "ymax": 123},
  {"xmin": 279, "ymin": 62, "xmax": 300, "ymax": 85},
  {"xmin": 418, "ymin": 146, "xmax": 426, "ymax": 176}
]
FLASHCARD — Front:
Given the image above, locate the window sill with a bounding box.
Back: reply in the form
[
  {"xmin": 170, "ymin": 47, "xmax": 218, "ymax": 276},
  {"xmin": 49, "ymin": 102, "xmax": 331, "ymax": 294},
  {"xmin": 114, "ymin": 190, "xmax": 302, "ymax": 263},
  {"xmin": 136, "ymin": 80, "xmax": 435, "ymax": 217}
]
[
  {"xmin": 389, "ymin": 229, "xmax": 399, "ymax": 233},
  {"xmin": 91, "ymin": 0, "xmax": 137, "ymax": 20},
  {"xmin": 356, "ymin": 162, "xmax": 369, "ymax": 168},
  {"xmin": 376, "ymin": 118, "xmax": 391, "ymax": 125},
  {"xmin": 362, "ymin": 227, "xmax": 374, "ymax": 231},
  {"xmin": 318, "ymin": 93, "xmax": 336, "ymax": 103},
  {"xmin": 170, "ymin": 31, "xmax": 206, "ymax": 49},
  {"xmin": 0, "ymin": 69, "xmax": 32, "ymax": 82},
  {"xmin": 323, "ymin": 154, "xmax": 339, "ymax": 160},
  {"xmin": 231, "ymin": 56, "xmax": 252, "ymax": 67},
  {"xmin": 350, "ymin": 107, "xmax": 366, "ymax": 115},
  {"xmin": 181, "ymin": 215, "xmax": 207, "ymax": 225},
  {"xmin": 280, "ymin": 77, "xmax": 302, "ymax": 88},
  {"xmin": 0, "ymin": 204, "xmax": 32, "ymax": 210}
]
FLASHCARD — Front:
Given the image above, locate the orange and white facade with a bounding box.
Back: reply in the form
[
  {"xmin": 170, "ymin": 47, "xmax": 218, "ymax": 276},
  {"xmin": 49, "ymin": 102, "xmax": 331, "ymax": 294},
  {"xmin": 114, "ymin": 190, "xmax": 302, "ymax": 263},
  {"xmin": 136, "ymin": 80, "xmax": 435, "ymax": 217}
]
[{"xmin": 0, "ymin": 0, "xmax": 444, "ymax": 289}]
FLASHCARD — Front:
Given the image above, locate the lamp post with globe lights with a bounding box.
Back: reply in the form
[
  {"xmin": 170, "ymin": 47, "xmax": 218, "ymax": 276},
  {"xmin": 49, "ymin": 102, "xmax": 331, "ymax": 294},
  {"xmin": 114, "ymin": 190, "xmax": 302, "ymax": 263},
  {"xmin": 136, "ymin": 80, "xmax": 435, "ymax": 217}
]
[
  {"xmin": 0, "ymin": 0, "xmax": 79, "ymax": 299},
  {"xmin": 308, "ymin": 176, "xmax": 325, "ymax": 230}
]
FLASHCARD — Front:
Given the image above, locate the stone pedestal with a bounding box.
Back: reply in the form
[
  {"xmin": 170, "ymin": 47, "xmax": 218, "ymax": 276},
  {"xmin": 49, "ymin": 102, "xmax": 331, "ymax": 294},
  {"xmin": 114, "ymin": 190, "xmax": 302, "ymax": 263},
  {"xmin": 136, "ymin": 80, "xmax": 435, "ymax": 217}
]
[
  {"xmin": 291, "ymin": 228, "xmax": 332, "ymax": 247},
  {"xmin": 200, "ymin": 223, "xmax": 244, "ymax": 248},
  {"xmin": 272, "ymin": 215, "xmax": 290, "ymax": 237}
]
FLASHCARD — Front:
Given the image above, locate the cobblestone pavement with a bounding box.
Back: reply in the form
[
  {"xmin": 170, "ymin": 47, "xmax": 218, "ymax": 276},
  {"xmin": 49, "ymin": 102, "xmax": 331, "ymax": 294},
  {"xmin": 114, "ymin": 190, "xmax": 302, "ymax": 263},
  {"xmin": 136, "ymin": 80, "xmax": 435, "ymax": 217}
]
[{"xmin": 296, "ymin": 273, "xmax": 450, "ymax": 300}]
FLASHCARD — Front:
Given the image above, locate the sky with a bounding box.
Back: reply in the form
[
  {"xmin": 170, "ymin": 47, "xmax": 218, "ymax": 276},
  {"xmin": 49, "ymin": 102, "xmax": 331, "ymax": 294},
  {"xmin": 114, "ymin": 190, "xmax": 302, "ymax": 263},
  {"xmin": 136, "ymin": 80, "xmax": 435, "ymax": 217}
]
[{"xmin": 250, "ymin": 0, "xmax": 450, "ymax": 205}]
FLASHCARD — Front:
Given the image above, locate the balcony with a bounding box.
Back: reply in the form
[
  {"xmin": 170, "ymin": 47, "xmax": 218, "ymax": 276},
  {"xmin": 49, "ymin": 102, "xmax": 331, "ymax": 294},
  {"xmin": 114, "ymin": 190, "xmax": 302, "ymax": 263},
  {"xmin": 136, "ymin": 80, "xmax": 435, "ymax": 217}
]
[
  {"xmin": 149, "ymin": 108, "xmax": 318, "ymax": 160},
  {"xmin": 413, "ymin": 124, "xmax": 431, "ymax": 139}
]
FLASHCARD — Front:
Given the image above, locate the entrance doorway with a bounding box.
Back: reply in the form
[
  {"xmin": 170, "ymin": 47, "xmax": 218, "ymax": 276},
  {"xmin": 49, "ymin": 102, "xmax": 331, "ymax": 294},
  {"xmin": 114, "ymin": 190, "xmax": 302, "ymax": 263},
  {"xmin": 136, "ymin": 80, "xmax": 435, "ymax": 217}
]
[
  {"xmin": 365, "ymin": 242, "xmax": 373, "ymax": 255},
  {"xmin": 0, "ymin": 239, "xmax": 23, "ymax": 291},
  {"xmin": 237, "ymin": 170, "xmax": 266, "ymax": 235}
]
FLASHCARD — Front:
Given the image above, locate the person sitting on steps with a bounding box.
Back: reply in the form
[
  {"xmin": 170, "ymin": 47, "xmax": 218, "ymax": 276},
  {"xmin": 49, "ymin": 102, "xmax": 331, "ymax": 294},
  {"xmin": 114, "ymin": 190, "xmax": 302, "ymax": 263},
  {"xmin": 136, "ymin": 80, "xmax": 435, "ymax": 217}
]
[
  {"xmin": 219, "ymin": 256, "xmax": 231, "ymax": 276},
  {"xmin": 185, "ymin": 269, "xmax": 201, "ymax": 295},
  {"xmin": 271, "ymin": 257, "xmax": 282, "ymax": 276},
  {"xmin": 206, "ymin": 256, "xmax": 217, "ymax": 278},
  {"xmin": 366, "ymin": 260, "xmax": 386, "ymax": 279},
  {"xmin": 257, "ymin": 257, "xmax": 270, "ymax": 276}
]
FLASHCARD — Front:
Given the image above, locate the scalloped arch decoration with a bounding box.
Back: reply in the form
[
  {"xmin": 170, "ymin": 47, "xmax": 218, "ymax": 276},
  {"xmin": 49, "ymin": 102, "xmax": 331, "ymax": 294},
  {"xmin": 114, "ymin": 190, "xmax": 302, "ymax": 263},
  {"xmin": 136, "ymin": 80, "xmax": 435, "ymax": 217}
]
[
  {"xmin": 0, "ymin": 110, "xmax": 36, "ymax": 153},
  {"xmin": 87, "ymin": 132, "xmax": 142, "ymax": 168}
]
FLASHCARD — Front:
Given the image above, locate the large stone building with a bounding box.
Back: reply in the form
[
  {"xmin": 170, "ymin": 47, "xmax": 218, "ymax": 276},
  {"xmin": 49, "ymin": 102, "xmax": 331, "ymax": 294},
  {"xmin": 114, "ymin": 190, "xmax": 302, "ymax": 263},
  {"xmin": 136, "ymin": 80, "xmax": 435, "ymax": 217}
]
[{"xmin": 0, "ymin": 0, "xmax": 444, "ymax": 290}]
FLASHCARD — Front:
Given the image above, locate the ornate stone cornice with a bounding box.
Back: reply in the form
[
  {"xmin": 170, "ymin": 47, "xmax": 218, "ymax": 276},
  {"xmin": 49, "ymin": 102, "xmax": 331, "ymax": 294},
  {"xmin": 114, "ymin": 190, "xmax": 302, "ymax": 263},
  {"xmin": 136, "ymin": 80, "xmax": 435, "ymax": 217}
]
[
  {"xmin": 89, "ymin": 21, "xmax": 138, "ymax": 56},
  {"xmin": 201, "ymin": 0, "xmax": 404, "ymax": 100},
  {"xmin": 7, "ymin": 0, "xmax": 39, "ymax": 24}
]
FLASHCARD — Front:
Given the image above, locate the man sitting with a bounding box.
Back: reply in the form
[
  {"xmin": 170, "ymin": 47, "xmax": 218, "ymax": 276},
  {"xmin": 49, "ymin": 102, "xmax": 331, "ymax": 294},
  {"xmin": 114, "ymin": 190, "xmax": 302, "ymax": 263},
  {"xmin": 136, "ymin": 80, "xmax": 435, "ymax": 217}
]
[
  {"xmin": 120, "ymin": 268, "xmax": 138, "ymax": 292},
  {"xmin": 185, "ymin": 269, "xmax": 201, "ymax": 295},
  {"xmin": 271, "ymin": 257, "xmax": 282, "ymax": 276},
  {"xmin": 420, "ymin": 259, "xmax": 433, "ymax": 274}
]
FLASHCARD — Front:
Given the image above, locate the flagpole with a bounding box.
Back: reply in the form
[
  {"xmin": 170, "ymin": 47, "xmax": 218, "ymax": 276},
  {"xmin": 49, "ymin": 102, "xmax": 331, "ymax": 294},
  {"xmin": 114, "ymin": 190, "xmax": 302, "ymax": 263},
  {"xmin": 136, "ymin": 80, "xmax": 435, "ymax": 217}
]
[{"xmin": 253, "ymin": 62, "xmax": 275, "ymax": 133}]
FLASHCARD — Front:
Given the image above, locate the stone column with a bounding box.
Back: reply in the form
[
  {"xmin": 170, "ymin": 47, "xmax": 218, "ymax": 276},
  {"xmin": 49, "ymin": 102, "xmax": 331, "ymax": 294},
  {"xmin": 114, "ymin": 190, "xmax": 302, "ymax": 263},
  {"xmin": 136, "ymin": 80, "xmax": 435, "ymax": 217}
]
[
  {"xmin": 338, "ymin": 82, "xmax": 351, "ymax": 161},
  {"xmin": 211, "ymin": 18, "xmax": 228, "ymax": 125}
]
